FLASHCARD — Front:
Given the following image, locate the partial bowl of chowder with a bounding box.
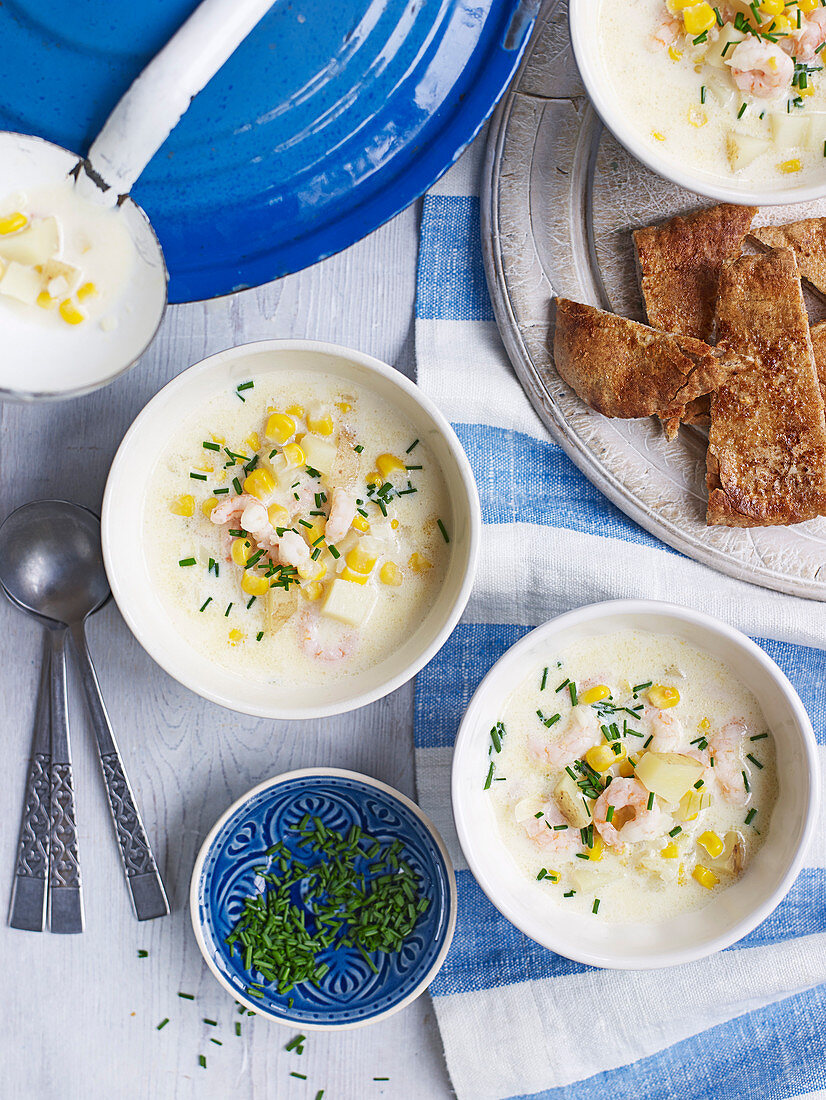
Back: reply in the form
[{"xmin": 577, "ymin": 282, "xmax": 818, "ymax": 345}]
[
  {"xmin": 102, "ymin": 340, "xmax": 480, "ymax": 718},
  {"xmin": 570, "ymin": 0, "xmax": 826, "ymax": 203},
  {"xmin": 452, "ymin": 601, "xmax": 819, "ymax": 969}
]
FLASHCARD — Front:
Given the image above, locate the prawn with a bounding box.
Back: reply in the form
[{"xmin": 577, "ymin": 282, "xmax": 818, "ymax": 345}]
[
  {"xmin": 707, "ymin": 720, "xmax": 749, "ymax": 806},
  {"xmin": 789, "ymin": 9, "xmax": 826, "ymax": 60},
  {"xmin": 298, "ymin": 608, "xmax": 356, "ymax": 663},
  {"xmin": 514, "ymin": 797, "xmax": 582, "ymax": 856},
  {"xmin": 646, "ymin": 708, "xmax": 684, "ymax": 753},
  {"xmin": 209, "ymin": 493, "xmax": 260, "ymax": 526},
  {"xmin": 593, "ymin": 778, "xmax": 673, "ymax": 847},
  {"xmin": 325, "ymin": 487, "xmax": 356, "ymax": 543},
  {"xmin": 727, "ymin": 38, "xmax": 794, "ymax": 98},
  {"xmin": 648, "ymin": 13, "xmax": 681, "ymax": 51},
  {"xmin": 277, "ymin": 529, "xmax": 310, "ymax": 568},
  {"xmin": 528, "ymin": 706, "xmax": 601, "ymax": 770}
]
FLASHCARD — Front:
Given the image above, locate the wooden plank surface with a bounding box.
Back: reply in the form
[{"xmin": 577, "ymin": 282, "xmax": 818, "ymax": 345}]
[{"xmin": 0, "ymin": 199, "xmax": 455, "ymax": 1099}]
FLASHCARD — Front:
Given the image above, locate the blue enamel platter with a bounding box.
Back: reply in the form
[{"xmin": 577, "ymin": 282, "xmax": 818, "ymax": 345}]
[
  {"xmin": 1, "ymin": 0, "xmax": 537, "ymax": 302},
  {"xmin": 191, "ymin": 769, "xmax": 457, "ymax": 1028}
]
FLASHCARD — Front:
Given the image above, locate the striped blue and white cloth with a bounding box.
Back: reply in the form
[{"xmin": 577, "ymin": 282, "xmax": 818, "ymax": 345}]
[{"xmin": 413, "ymin": 133, "xmax": 826, "ymax": 1100}]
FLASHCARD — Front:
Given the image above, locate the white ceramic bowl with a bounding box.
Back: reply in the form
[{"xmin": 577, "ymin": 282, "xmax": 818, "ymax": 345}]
[
  {"xmin": 102, "ymin": 339, "xmax": 480, "ymax": 719},
  {"xmin": 452, "ymin": 600, "xmax": 819, "ymax": 969},
  {"xmin": 568, "ymin": 1, "xmax": 826, "ymax": 206}
]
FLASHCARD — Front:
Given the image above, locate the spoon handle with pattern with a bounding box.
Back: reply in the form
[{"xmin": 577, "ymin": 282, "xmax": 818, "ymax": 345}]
[{"xmin": 49, "ymin": 626, "xmax": 84, "ymax": 934}]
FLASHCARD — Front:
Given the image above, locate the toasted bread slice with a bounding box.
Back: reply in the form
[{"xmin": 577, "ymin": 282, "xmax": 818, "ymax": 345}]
[
  {"xmin": 553, "ymin": 299, "xmax": 746, "ymax": 420},
  {"xmin": 707, "ymin": 250, "xmax": 826, "ymax": 527},
  {"xmin": 634, "ymin": 204, "xmax": 757, "ymax": 342},
  {"xmin": 751, "ymin": 219, "xmax": 826, "ymax": 296},
  {"xmin": 811, "ymin": 320, "xmax": 826, "ymax": 404}
]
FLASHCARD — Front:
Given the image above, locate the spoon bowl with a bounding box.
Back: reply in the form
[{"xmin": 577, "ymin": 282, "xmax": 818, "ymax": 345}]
[{"xmin": 0, "ymin": 499, "xmax": 110, "ymax": 627}]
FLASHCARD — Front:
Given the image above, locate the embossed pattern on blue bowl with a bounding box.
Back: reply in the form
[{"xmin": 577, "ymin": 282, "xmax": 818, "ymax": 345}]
[{"xmin": 194, "ymin": 772, "xmax": 455, "ymax": 1026}]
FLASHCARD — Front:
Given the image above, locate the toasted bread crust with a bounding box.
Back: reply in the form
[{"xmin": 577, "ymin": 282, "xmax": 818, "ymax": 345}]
[
  {"xmin": 553, "ymin": 299, "xmax": 745, "ymax": 420},
  {"xmin": 752, "ymin": 219, "xmax": 826, "ymax": 296},
  {"xmin": 707, "ymin": 250, "xmax": 826, "ymax": 527},
  {"xmin": 634, "ymin": 204, "xmax": 757, "ymax": 341},
  {"xmin": 811, "ymin": 320, "xmax": 826, "ymax": 405}
]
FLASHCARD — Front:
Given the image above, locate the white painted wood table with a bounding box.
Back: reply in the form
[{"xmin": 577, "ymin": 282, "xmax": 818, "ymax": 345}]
[{"xmin": 0, "ymin": 195, "xmax": 456, "ymax": 1099}]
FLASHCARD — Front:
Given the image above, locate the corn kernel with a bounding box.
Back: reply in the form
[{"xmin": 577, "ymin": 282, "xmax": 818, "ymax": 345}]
[
  {"xmin": 587, "ymin": 834, "xmax": 604, "ymax": 862},
  {"xmin": 390, "ymin": 518, "xmax": 400, "ymax": 530},
  {"xmin": 668, "ymin": 0, "xmax": 696, "ymax": 9},
  {"xmin": 341, "ymin": 566, "xmax": 370, "ymax": 585},
  {"xmin": 800, "ymin": 0, "xmax": 818, "ymax": 11},
  {"xmin": 243, "ymin": 468, "xmax": 276, "ymax": 500},
  {"xmin": 408, "ymin": 552, "xmax": 432, "ymax": 574},
  {"xmin": 241, "ymin": 572, "xmax": 270, "ymax": 597},
  {"xmin": 688, "ymin": 107, "xmax": 707, "ymax": 128},
  {"xmin": 692, "ymin": 864, "xmax": 719, "ymax": 889},
  {"xmin": 618, "ymin": 760, "xmax": 636, "ymax": 778},
  {"xmin": 585, "ymin": 743, "xmax": 627, "ymax": 772},
  {"xmin": 211, "ymin": 433, "xmax": 226, "ymax": 445},
  {"xmin": 652, "ymin": 130, "xmax": 666, "ymax": 142},
  {"xmin": 668, "ymin": 45, "xmax": 683, "ymax": 60},
  {"xmin": 380, "ymin": 561, "xmax": 403, "ymax": 586},
  {"xmin": 683, "ymin": 1, "xmax": 715, "ymax": 34},
  {"xmin": 282, "ymin": 442, "xmax": 305, "ymax": 468},
  {"xmin": 352, "ymin": 514, "xmax": 370, "ymax": 533},
  {"xmin": 376, "ymin": 453, "xmax": 406, "ymax": 479},
  {"xmin": 336, "ymin": 401, "xmax": 352, "ymax": 413},
  {"xmin": 760, "ymin": 0, "xmax": 784, "ymax": 13},
  {"xmin": 59, "ymin": 299, "xmax": 85, "ymax": 325},
  {"xmin": 661, "ymin": 843, "xmax": 679, "ymax": 859},
  {"xmin": 169, "ymin": 494, "xmax": 195, "ymax": 517},
  {"xmin": 678, "ymin": 862, "xmax": 687, "ymax": 885},
  {"xmin": 303, "ymin": 521, "xmax": 326, "ymax": 546},
  {"xmin": 698, "ymin": 831, "xmax": 724, "ymax": 859},
  {"xmin": 0, "ymin": 212, "xmax": 27, "ymax": 235},
  {"xmin": 579, "ymin": 684, "xmax": 611, "ymax": 705},
  {"xmin": 698, "ymin": 717, "xmax": 710, "ymax": 731},
  {"xmin": 36, "ymin": 290, "xmax": 56, "ymax": 310},
  {"xmin": 307, "ymin": 412, "xmax": 334, "ymax": 435},
  {"xmin": 302, "ymin": 580, "xmax": 324, "ymax": 601},
  {"xmin": 267, "ymin": 503, "xmax": 290, "ymax": 528},
  {"xmin": 194, "ymin": 459, "xmax": 214, "ymax": 473},
  {"xmin": 767, "ymin": 13, "xmax": 792, "ymax": 32},
  {"xmin": 76, "ymin": 281, "xmax": 97, "ymax": 302},
  {"xmin": 264, "ymin": 412, "xmax": 296, "ymax": 445},
  {"xmin": 546, "ymin": 869, "xmax": 561, "ymax": 884},
  {"xmin": 231, "ymin": 538, "xmax": 253, "ymax": 568},
  {"xmin": 647, "ymin": 684, "xmax": 680, "ymax": 708},
  {"xmin": 201, "ymin": 498, "xmax": 218, "ymax": 517},
  {"xmin": 285, "ymin": 403, "xmax": 305, "ymax": 418},
  {"xmin": 297, "ymin": 558, "xmax": 326, "ymax": 581},
  {"xmin": 228, "ymin": 629, "xmax": 244, "ymax": 645},
  {"xmin": 800, "ymin": 83, "xmax": 815, "ymax": 96},
  {"xmin": 245, "ymin": 432, "xmax": 260, "ymax": 453},
  {"xmin": 367, "ymin": 471, "xmax": 381, "ymax": 486},
  {"xmin": 345, "ymin": 545, "xmax": 377, "ymax": 574},
  {"xmin": 779, "ymin": 158, "xmax": 802, "ymax": 174}
]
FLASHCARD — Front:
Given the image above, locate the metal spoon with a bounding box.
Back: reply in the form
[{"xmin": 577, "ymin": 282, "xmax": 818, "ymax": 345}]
[
  {"xmin": 0, "ymin": 500, "xmax": 169, "ymax": 923},
  {"xmin": 0, "ymin": 0, "xmax": 274, "ymax": 401}
]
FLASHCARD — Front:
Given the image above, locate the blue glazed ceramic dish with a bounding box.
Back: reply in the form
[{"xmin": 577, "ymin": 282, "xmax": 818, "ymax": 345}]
[
  {"xmin": 0, "ymin": 0, "xmax": 538, "ymax": 302},
  {"xmin": 191, "ymin": 768, "xmax": 457, "ymax": 1028}
]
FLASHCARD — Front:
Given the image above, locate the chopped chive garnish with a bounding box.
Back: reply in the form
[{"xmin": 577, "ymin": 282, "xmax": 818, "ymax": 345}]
[
  {"xmin": 406, "ymin": 464, "xmax": 423, "ymax": 471},
  {"xmin": 742, "ymin": 770, "xmax": 751, "ymax": 793},
  {"xmin": 210, "ymin": 1039, "xmax": 222, "ymax": 1046},
  {"xmin": 745, "ymin": 808, "xmax": 757, "ymax": 825},
  {"xmin": 553, "ymin": 824, "xmax": 568, "ymax": 831},
  {"xmin": 714, "ymin": 5, "xmax": 722, "ymax": 24},
  {"xmin": 647, "ymin": 792, "xmax": 654, "ymax": 811},
  {"xmin": 700, "ymin": 85, "xmax": 706, "ymax": 103},
  {"xmin": 564, "ymin": 890, "xmax": 576, "ymax": 897},
  {"xmin": 203, "ymin": 441, "xmax": 220, "ymax": 451},
  {"xmin": 669, "ymin": 826, "xmax": 682, "ymax": 837},
  {"xmin": 213, "ymin": 487, "xmax": 230, "ymax": 494},
  {"xmin": 540, "ymin": 666, "xmax": 548, "ymax": 690},
  {"xmin": 536, "ymin": 868, "xmax": 547, "ymax": 880},
  {"xmin": 746, "ymin": 753, "xmax": 763, "ymax": 769},
  {"xmin": 246, "ymin": 596, "xmax": 256, "ymax": 609},
  {"xmin": 354, "ymin": 444, "xmax": 364, "ymax": 453},
  {"xmin": 484, "ymin": 763, "xmax": 494, "ymax": 790},
  {"xmin": 256, "ymin": 631, "xmax": 264, "ymax": 641},
  {"xmin": 157, "ymin": 1018, "xmax": 169, "ymax": 1030},
  {"xmin": 406, "ymin": 439, "xmax": 419, "ymax": 453},
  {"xmin": 632, "ymin": 681, "xmax": 652, "ymax": 693},
  {"xmin": 233, "ymin": 477, "xmax": 243, "ymax": 495},
  {"xmin": 178, "ymin": 992, "xmax": 194, "ymax": 1000},
  {"xmin": 328, "ymin": 545, "xmax": 341, "ymax": 559},
  {"xmin": 693, "ymin": 29, "xmax": 708, "ymax": 42},
  {"xmin": 178, "ymin": 557, "xmax": 196, "ymax": 567},
  {"xmin": 737, "ymin": 102, "xmax": 747, "ymax": 118},
  {"xmin": 643, "ymin": 734, "xmax": 653, "ymax": 748},
  {"xmin": 225, "ymin": 603, "xmax": 233, "ymax": 617},
  {"xmin": 750, "ymin": 733, "xmax": 768, "ymax": 741},
  {"xmin": 568, "ymin": 682, "xmax": 578, "ymax": 706},
  {"xmin": 606, "ymin": 805, "xmax": 615, "ymax": 823},
  {"xmin": 693, "ymin": 779, "xmax": 704, "ymax": 789},
  {"xmin": 490, "ymin": 724, "xmax": 502, "ymax": 753},
  {"xmin": 237, "ymin": 380, "xmax": 254, "ymax": 391},
  {"xmin": 436, "ymin": 519, "xmax": 450, "ymax": 543},
  {"xmin": 189, "ymin": 472, "xmax": 207, "ymax": 481},
  {"xmin": 592, "ymin": 899, "xmax": 600, "ymax": 914},
  {"xmin": 555, "ymin": 678, "xmax": 570, "ymax": 692}
]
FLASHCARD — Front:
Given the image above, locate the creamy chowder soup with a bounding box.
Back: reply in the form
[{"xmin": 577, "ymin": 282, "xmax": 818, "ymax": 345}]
[
  {"xmin": 487, "ymin": 630, "xmax": 777, "ymax": 922},
  {"xmin": 599, "ymin": 0, "xmax": 826, "ymax": 186},
  {"xmin": 145, "ymin": 374, "xmax": 451, "ymax": 685}
]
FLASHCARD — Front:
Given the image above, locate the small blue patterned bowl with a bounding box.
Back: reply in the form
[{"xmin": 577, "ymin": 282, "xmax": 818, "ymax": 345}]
[{"xmin": 190, "ymin": 768, "xmax": 457, "ymax": 1029}]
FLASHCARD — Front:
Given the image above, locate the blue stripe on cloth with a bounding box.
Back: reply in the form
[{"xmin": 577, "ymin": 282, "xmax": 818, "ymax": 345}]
[
  {"xmin": 455, "ymin": 423, "xmax": 670, "ymax": 550},
  {"xmin": 512, "ymin": 980, "xmax": 826, "ymax": 1100},
  {"xmin": 430, "ymin": 867, "xmax": 826, "ymax": 1000},
  {"xmin": 416, "ymin": 195, "xmax": 494, "ymax": 321},
  {"xmin": 415, "ymin": 625, "xmax": 826, "ymax": 749}
]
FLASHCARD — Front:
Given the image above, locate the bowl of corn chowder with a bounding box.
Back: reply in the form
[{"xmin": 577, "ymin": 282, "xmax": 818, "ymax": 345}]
[
  {"xmin": 570, "ymin": 0, "xmax": 826, "ymax": 202},
  {"xmin": 452, "ymin": 601, "xmax": 818, "ymax": 968},
  {"xmin": 102, "ymin": 340, "xmax": 480, "ymax": 718}
]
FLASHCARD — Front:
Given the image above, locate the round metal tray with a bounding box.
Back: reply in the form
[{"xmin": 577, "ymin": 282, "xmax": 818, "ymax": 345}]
[{"xmin": 482, "ymin": 0, "xmax": 826, "ymax": 600}]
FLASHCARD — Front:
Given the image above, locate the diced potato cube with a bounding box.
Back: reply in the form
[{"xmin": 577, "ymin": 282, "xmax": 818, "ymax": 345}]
[
  {"xmin": 321, "ymin": 578, "xmax": 377, "ymax": 627},
  {"xmin": 634, "ymin": 752, "xmax": 705, "ymax": 804},
  {"xmin": 726, "ymin": 132, "xmax": 771, "ymax": 171},
  {"xmin": 301, "ymin": 433, "xmax": 338, "ymax": 475},
  {"xmin": 0, "ymin": 216, "xmax": 60, "ymax": 265},
  {"xmin": 267, "ymin": 586, "xmax": 298, "ymax": 632},
  {"xmin": 704, "ymin": 23, "xmax": 744, "ymax": 68},
  {"xmin": 769, "ymin": 112, "xmax": 811, "ymax": 147},
  {"xmin": 553, "ymin": 770, "xmax": 590, "ymax": 828},
  {"xmin": 42, "ymin": 258, "xmax": 81, "ymax": 295},
  {"xmin": 0, "ymin": 260, "xmax": 41, "ymax": 305},
  {"xmin": 675, "ymin": 787, "xmax": 714, "ymax": 821}
]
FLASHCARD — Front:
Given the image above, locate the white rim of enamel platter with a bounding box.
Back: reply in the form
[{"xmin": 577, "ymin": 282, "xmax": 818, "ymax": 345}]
[
  {"xmin": 452, "ymin": 599, "xmax": 820, "ymax": 969},
  {"xmin": 189, "ymin": 767, "xmax": 458, "ymax": 1029},
  {"xmin": 568, "ymin": 2, "xmax": 826, "ymax": 207},
  {"xmin": 102, "ymin": 338, "xmax": 481, "ymax": 719}
]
